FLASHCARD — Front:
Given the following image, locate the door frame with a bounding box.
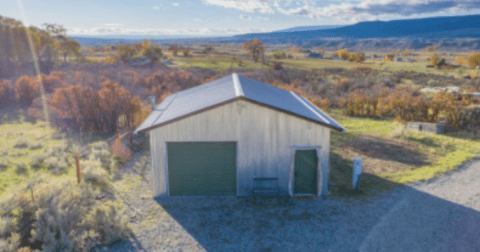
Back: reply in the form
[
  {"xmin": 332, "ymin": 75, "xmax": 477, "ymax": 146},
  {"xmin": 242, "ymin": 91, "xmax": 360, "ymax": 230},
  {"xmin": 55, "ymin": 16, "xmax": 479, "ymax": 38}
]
[
  {"xmin": 165, "ymin": 141, "xmax": 238, "ymax": 196},
  {"xmin": 288, "ymin": 145, "xmax": 322, "ymax": 197}
]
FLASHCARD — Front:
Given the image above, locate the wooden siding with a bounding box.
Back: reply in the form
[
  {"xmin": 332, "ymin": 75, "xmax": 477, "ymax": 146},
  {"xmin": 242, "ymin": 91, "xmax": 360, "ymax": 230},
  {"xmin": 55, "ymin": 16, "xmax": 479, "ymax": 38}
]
[{"xmin": 149, "ymin": 99, "xmax": 331, "ymax": 197}]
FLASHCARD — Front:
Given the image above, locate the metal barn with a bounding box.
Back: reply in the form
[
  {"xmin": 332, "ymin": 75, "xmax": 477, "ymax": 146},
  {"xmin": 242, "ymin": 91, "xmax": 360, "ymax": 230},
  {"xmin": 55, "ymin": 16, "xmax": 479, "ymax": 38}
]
[{"xmin": 135, "ymin": 73, "xmax": 345, "ymax": 197}]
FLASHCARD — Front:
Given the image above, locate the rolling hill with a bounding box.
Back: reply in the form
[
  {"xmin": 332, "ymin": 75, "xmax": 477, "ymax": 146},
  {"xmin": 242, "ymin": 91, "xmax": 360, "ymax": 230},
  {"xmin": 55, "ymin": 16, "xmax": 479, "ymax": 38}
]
[{"xmin": 236, "ymin": 14, "xmax": 480, "ymax": 40}]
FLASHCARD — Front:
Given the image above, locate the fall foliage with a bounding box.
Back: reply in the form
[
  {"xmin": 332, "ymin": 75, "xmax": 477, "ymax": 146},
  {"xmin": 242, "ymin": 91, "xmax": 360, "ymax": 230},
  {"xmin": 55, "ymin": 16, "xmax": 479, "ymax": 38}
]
[
  {"xmin": 336, "ymin": 49, "xmax": 350, "ymax": 60},
  {"xmin": 242, "ymin": 39, "xmax": 265, "ymax": 63},
  {"xmin": 183, "ymin": 48, "xmax": 191, "ymax": 57},
  {"xmin": 142, "ymin": 46, "xmax": 163, "ymax": 64},
  {"xmin": 117, "ymin": 45, "xmax": 137, "ymax": 64},
  {"xmin": 48, "ymin": 78, "xmax": 142, "ymax": 132},
  {"xmin": 354, "ymin": 53, "xmax": 366, "ymax": 63},
  {"xmin": 467, "ymin": 52, "xmax": 480, "ymax": 68},
  {"xmin": 15, "ymin": 76, "xmax": 40, "ymax": 107},
  {"xmin": 385, "ymin": 54, "xmax": 395, "ymax": 61},
  {"xmin": 431, "ymin": 54, "xmax": 440, "ymax": 66}
]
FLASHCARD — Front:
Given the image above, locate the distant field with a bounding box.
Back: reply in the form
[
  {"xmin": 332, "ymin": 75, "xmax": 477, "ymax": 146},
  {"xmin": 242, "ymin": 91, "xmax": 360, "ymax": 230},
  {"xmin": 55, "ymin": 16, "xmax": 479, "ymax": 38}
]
[
  {"xmin": 80, "ymin": 44, "xmax": 472, "ymax": 77},
  {"xmin": 174, "ymin": 53, "xmax": 271, "ymax": 71}
]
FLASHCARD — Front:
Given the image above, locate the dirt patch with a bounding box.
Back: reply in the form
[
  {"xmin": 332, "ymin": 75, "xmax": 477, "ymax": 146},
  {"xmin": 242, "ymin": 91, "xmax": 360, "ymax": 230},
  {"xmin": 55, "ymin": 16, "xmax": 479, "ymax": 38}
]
[{"xmin": 336, "ymin": 135, "xmax": 433, "ymax": 174}]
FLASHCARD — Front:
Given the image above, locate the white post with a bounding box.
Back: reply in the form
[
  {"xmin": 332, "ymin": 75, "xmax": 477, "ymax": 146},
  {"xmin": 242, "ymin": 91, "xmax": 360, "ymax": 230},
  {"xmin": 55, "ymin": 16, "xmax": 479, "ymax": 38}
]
[
  {"xmin": 149, "ymin": 95, "xmax": 156, "ymax": 111},
  {"xmin": 353, "ymin": 158, "xmax": 362, "ymax": 190}
]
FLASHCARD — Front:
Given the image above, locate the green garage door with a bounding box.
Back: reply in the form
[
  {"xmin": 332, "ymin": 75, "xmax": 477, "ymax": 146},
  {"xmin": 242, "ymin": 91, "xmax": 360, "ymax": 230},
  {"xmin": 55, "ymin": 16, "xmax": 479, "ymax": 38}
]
[{"xmin": 167, "ymin": 142, "xmax": 237, "ymax": 196}]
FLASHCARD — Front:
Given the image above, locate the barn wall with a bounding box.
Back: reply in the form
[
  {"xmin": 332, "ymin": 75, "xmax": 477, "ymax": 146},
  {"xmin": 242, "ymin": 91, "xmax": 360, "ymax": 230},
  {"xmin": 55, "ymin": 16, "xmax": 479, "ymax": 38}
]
[{"xmin": 149, "ymin": 99, "xmax": 331, "ymax": 197}]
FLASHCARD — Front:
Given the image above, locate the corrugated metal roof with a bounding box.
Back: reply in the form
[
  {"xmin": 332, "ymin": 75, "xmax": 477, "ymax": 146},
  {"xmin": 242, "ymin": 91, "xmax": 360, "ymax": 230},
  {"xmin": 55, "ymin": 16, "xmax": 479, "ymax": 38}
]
[{"xmin": 135, "ymin": 73, "xmax": 345, "ymax": 133}]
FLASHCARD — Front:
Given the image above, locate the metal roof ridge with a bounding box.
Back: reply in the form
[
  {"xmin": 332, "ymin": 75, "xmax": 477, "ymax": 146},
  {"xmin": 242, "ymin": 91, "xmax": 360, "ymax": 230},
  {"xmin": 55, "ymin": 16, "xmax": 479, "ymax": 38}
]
[
  {"xmin": 289, "ymin": 91, "xmax": 331, "ymax": 125},
  {"xmin": 150, "ymin": 92, "xmax": 178, "ymax": 127},
  {"xmin": 232, "ymin": 73, "xmax": 244, "ymax": 97}
]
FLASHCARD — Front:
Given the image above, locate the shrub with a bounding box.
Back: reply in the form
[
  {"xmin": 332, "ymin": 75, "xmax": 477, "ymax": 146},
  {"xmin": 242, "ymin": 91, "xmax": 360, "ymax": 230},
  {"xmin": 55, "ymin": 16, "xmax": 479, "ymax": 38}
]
[
  {"xmin": 431, "ymin": 54, "xmax": 440, "ymax": 66},
  {"xmin": 116, "ymin": 45, "xmax": 137, "ymax": 64},
  {"xmin": 88, "ymin": 142, "xmax": 116, "ymax": 174},
  {"xmin": 32, "ymin": 183, "xmax": 99, "ymax": 251},
  {"xmin": 43, "ymin": 156, "xmax": 68, "ymax": 175},
  {"xmin": 309, "ymin": 98, "xmax": 330, "ymax": 112},
  {"xmin": 336, "ymin": 49, "xmax": 349, "ymax": 60},
  {"xmin": 467, "ymin": 52, "xmax": 480, "ymax": 68},
  {"xmin": 273, "ymin": 62, "xmax": 283, "ymax": 71},
  {"xmin": 30, "ymin": 183, "xmax": 130, "ymax": 251},
  {"xmin": 84, "ymin": 201, "xmax": 130, "ymax": 245},
  {"xmin": 111, "ymin": 137, "xmax": 132, "ymax": 165},
  {"xmin": 82, "ymin": 159, "xmax": 111, "ymax": 190},
  {"xmin": 13, "ymin": 138, "xmax": 31, "ymax": 149},
  {"xmin": 41, "ymin": 73, "xmax": 65, "ymax": 93},
  {"xmin": 15, "ymin": 76, "xmax": 39, "ymax": 107},
  {"xmin": 102, "ymin": 56, "xmax": 116, "ymax": 65},
  {"xmin": 272, "ymin": 51, "xmax": 286, "ymax": 60},
  {"xmin": 15, "ymin": 162, "xmax": 29, "ymax": 175},
  {"xmin": 355, "ymin": 53, "xmax": 366, "ymax": 63},
  {"xmin": 29, "ymin": 142, "xmax": 43, "ymax": 150},
  {"xmin": 0, "ymin": 217, "xmax": 15, "ymax": 241},
  {"xmin": 183, "ymin": 48, "xmax": 190, "ymax": 57},
  {"xmin": 30, "ymin": 154, "xmax": 46, "ymax": 170},
  {"xmin": 0, "ymin": 232, "xmax": 20, "ymax": 252},
  {"xmin": 0, "ymin": 158, "xmax": 8, "ymax": 171}
]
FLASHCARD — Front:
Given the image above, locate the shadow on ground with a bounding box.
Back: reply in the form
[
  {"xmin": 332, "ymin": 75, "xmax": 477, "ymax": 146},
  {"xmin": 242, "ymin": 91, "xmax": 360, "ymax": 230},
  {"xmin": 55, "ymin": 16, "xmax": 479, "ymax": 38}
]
[
  {"xmin": 153, "ymin": 174, "xmax": 480, "ymax": 252},
  {"xmin": 93, "ymin": 232, "xmax": 147, "ymax": 252}
]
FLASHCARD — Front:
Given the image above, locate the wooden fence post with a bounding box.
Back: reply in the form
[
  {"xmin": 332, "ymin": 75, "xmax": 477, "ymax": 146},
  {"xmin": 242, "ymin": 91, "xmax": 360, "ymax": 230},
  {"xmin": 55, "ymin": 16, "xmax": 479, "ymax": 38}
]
[{"xmin": 75, "ymin": 155, "xmax": 82, "ymax": 184}]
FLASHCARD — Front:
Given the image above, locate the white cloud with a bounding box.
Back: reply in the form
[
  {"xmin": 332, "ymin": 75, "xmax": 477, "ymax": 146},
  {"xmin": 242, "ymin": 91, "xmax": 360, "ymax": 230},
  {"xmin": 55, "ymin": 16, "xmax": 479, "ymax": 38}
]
[
  {"xmin": 240, "ymin": 15, "xmax": 251, "ymax": 20},
  {"xmin": 66, "ymin": 26, "xmax": 271, "ymax": 36},
  {"xmin": 172, "ymin": 3, "xmax": 179, "ymax": 6},
  {"xmin": 194, "ymin": 18, "xmax": 202, "ymax": 21},
  {"xmin": 203, "ymin": 0, "xmax": 276, "ymax": 14},
  {"xmin": 104, "ymin": 23, "xmax": 123, "ymax": 27},
  {"xmin": 204, "ymin": 0, "xmax": 480, "ymax": 23},
  {"xmin": 154, "ymin": 6, "xmax": 160, "ymax": 10}
]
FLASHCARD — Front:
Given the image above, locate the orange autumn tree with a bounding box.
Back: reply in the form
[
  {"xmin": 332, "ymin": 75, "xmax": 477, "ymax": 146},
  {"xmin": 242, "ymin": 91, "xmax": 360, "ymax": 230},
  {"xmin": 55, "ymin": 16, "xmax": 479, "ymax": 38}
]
[
  {"xmin": 97, "ymin": 79, "xmax": 140, "ymax": 132},
  {"xmin": 242, "ymin": 39, "xmax": 265, "ymax": 62},
  {"xmin": 15, "ymin": 76, "xmax": 39, "ymax": 106},
  {"xmin": 49, "ymin": 78, "xmax": 141, "ymax": 132}
]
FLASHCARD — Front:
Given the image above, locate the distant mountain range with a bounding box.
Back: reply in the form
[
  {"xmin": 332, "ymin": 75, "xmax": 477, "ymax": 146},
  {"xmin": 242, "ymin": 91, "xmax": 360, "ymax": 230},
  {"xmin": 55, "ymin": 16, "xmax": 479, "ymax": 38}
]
[
  {"xmin": 274, "ymin": 25, "xmax": 343, "ymax": 33},
  {"xmin": 236, "ymin": 14, "xmax": 480, "ymax": 40},
  {"xmin": 73, "ymin": 14, "xmax": 480, "ymax": 51}
]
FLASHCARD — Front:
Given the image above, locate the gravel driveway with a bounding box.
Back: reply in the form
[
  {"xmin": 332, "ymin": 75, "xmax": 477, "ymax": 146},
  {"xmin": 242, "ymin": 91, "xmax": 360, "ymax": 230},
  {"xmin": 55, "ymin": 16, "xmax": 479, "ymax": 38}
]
[{"xmin": 101, "ymin": 153, "xmax": 480, "ymax": 252}]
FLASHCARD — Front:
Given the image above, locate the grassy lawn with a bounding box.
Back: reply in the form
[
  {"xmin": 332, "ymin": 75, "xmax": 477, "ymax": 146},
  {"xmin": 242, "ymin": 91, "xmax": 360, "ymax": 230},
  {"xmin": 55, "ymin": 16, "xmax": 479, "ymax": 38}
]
[
  {"xmin": 0, "ymin": 120, "xmax": 75, "ymax": 197},
  {"xmin": 0, "ymin": 108, "xmax": 117, "ymax": 199},
  {"xmin": 328, "ymin": 109, "xmax": 480, "ymax": 197}
]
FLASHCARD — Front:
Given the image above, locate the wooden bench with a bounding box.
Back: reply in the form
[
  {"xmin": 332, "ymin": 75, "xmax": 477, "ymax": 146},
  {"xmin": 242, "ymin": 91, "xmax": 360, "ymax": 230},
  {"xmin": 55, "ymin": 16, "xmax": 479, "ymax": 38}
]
[{"xmin": 253, "ymin": 178, "xmax": 278, "ymax": 197}]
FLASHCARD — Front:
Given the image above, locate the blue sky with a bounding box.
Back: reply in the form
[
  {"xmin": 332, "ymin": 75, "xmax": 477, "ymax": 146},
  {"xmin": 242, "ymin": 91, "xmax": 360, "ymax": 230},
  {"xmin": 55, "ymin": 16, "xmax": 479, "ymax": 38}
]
[{"xmin": 3, "ymin": 0, "xmax": 480, "ymax": 37}]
